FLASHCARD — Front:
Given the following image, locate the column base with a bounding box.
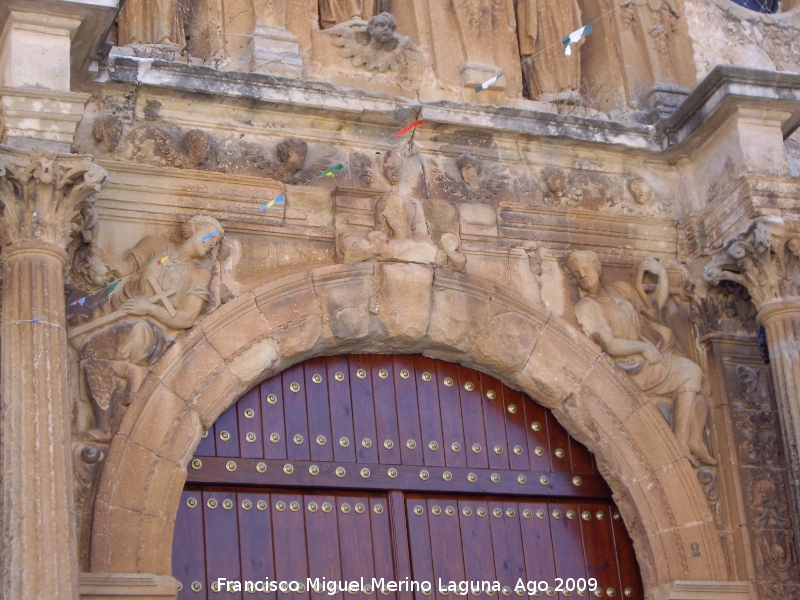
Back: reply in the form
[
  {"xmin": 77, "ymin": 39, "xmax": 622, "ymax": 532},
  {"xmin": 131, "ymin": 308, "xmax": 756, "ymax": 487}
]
[{"xmin": 79, "ymin": 573, "xmax": 179, "ymax": 600}]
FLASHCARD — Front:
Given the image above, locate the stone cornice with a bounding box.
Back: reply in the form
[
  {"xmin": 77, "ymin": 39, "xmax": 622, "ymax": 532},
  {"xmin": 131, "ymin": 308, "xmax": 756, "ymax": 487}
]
[{"xmin": 104, "ymin": 60, "xmax": 800, "ymax": 158}]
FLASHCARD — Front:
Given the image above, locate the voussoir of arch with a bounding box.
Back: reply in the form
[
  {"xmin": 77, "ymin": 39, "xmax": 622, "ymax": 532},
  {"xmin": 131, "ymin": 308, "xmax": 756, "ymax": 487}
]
[{"xmin": 90, "ymin": 262, "xmax": 730, "ymax": 599}]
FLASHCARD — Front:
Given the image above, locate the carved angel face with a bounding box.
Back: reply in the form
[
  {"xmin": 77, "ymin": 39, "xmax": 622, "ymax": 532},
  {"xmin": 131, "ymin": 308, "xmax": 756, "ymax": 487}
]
[
  {"xmin": 381, "ymin": 151, "xmax": 402, "ymax": 185},
  {"xmin": 368, "ymin": 13, "xmax": 397, "ymax": 44}
]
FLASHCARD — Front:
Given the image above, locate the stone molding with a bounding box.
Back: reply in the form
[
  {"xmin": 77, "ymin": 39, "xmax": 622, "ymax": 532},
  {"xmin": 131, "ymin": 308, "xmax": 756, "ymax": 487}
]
[
  {"xmin": 664, "ymin": 580, "xmax": 755, "ymax": 599},
  {"xmin": 89, "ymin": 264, "xmax": 735, "ymax": 599},
  {"xmin": 1, "ymin": 87, "xmax": 92, "ymax": 150},
  {"xmin": 103, "ymin": 60, "xmax": 800, "ymax": 157},
  {"xmin": 79, "ymin": 572, "xmax": 179, "ymax": 599}
]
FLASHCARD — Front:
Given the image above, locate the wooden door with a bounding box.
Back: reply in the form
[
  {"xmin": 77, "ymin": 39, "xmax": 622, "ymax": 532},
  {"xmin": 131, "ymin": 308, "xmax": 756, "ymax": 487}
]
[{"xmin": 174, "ymin": 355, "xmax": 643, "ymax": 599}]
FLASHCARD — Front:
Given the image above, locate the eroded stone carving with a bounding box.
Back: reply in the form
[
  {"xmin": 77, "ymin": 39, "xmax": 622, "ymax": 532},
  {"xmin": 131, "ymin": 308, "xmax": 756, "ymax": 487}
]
[
  {"xmin": 73, "ymin": 443, "xmax": 105, "ymax": 570},
  {"xmin": 325, "ymin": 12, "xmax": 416, "ymax": 72},
  {"xmin": 697, "ymin": 466, "xmax": 724, "ymax": 530},
  {"xmin": 516, "ymin": 0, "xmax": 582, "ymax": 100},
  {"xmin": 68, "ymin": 215, "xmax": 227, "ymax": 441},
  {"xmin": 257, "ymin": 138, "xmax": 336, "ymax": 184},
  {"xmin": 433, "ymin": 154, "xmax": 509, "ymax": 203},
  {"xmin": 599, "ymin": 177, "xmax": 669, "ymax": 217},
  {"xmin": 341, "ymin": 150, "xmax": 465, "ymax": 270},
  {"xmin": 568, "ymin": 250, "xmax": 715, "ymax": 466}
]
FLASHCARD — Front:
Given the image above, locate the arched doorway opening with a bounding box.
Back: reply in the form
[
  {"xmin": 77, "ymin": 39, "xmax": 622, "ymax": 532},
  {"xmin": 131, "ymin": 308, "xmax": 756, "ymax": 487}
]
[{"xmin": 173, "ymin": 354, "xmax": 643, "ymax": 599}]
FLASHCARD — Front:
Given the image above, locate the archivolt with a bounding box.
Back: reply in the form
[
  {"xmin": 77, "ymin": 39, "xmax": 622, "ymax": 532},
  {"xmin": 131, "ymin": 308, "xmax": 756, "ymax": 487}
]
[{"xmin": 90, "ymin": 262, "xmax": 729, "ymax": 598}]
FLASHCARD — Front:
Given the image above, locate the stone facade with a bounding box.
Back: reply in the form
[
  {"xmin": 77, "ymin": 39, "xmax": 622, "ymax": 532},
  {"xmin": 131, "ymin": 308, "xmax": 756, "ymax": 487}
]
[{"xmin": 0, "ymin": 0, "xmax": 799, "ymax": 599}]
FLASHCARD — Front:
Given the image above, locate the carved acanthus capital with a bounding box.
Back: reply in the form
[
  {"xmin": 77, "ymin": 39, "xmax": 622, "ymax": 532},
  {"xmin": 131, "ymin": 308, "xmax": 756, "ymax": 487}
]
[
  {"xmin": 0, "ymin": 147, "xmax": 108, "ymax": 250},
  {"xmin": 703, "ymin": 218, "xmax": 800, "ymax": 310}
]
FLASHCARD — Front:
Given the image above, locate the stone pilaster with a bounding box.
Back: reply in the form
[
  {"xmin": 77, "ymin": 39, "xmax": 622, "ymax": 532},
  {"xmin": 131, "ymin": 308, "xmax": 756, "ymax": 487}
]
[
  {"xmin": 704, "ymin": 217, "xmax": 800, "ymax": 559},
  {"xmin": 0, "ymin": 146, "xmax": 107, "ymax": 600}
]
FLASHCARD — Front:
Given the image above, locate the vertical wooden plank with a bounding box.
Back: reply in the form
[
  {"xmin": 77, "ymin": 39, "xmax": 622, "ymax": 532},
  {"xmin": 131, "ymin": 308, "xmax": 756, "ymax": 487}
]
[
  {"xmin": 394, "ymin": 356, "xmax": 424, "ymax": 466},
  {"xmin": 202, "ymin": 489, "xmax": 242, "ymax": 600},
  {"xmin": 272, "ymin": 492, "xmax": 309, "ymax": 600},
  {"xmin": 238, "ymin": 490, "xmax": 276, "ymax": 600},
  {"xmin": 350, "ymin": 355, "xmax": 380, "ymax": 464},
  {"xmin": 519, "ymin": 501, "xmax": 558, "ymax": 586},
  {"xmin": 415, "ymin": 356, "xmax": 445, "ymax": 467},
  {"xmin": 458, "ymin": 365, "xmax": 488, "ymax": 469},
  {"xmin": 261, "ymin": 375, "xmax": 287, "ymax": 460},
  {"xmin": 436, "ymin": 361, "xmax": 466, "ymax": 469},
  {"xmin": 306, "ymin": 493, "xmax": 343, "ymax": 600},
  {"xmin": 388, "ymin": 491, "xmax": 414, "ymax": 600},
  {"xmin": 545, "ymin": 413, "xmax": 572, "ymax": 473},
  {"xmin": 457, "ymin": 499, "xmax": 496, "ymax": 600},
  {"xmin": 370, "ymin": 496, "xmax": 397, "ymax": 600},
  {"xmin": 305, "ymin": 358, "xmax": 334, "ymax": 463},
  {"xmin": 237, "ymin": 387, "xmax": 264, "ymax": 459},
  {"xmin": 327, "ymin": 356, "xmax": 357, "ymax": 463},
  {"xmin": 405, "ymin": 497, "xmax": 434, "ymax": 600},
  {"xmin": 611, "ymin": 504, "xmax": 644, "ymax": 599},
  {"xmin": 579, "ymin": 503, "xmax": 622, "ymax": 598},
  {"xmin": 373, "ymin": 358, "xmax": 402, "ymax": 465},
  {"xmin": 481, "ymin": 373, "xmax": 510, "ymax": 471},
  {"xmin": 427, "ymin": 497, "xmax": 466, "ymax": 600},
  {"xmin": 283, "ymin": 363, "xmax": 310, "ymax": 461},
  {"xmin": 337, "ymin": 495, "xmax": 376, "ymax": 597},
  {"xmin": 523, "ymin": 399, "xmax": 552, "ymax": 472},
  {"xmin": 548, "ymin": 502, "xmax": 588, "ymax": 600},
  {"xmin": 214, "ymin": 405, "xmax": 240, "ymax": 458},
  {"xmin": 503, "ymin": 388, "xmax": 531, "ymax": 472},
  {"xmin": 173, "ymin": 490, "xmax": 207, "ymax": 600},
  {"xmin": 193, "ymin": 427, "xmax": 216, "ymax": 457},
  {"xmin": 488, "ymin": 500, "xmax": 526, "ymax": 593},
  {"xmin": 568, "ymin": 437, "xmax": 594, "ymax": 474}
]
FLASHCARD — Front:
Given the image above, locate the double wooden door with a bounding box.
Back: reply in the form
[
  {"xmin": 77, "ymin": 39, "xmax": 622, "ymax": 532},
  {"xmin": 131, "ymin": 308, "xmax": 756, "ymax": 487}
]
[{"xmin": 173, "ymin": 355, "xmax": 643, "ymax": 599}]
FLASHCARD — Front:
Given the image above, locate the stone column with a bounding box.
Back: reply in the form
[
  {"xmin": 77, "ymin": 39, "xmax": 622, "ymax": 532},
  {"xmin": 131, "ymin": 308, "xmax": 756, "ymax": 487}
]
[
  {"xmin": 704, "ymin": 217, "xmax": 800, "ymax": 558},
  {"xmin": 0, "ymin": 147, "xmax": 107, "ymax": 600}
]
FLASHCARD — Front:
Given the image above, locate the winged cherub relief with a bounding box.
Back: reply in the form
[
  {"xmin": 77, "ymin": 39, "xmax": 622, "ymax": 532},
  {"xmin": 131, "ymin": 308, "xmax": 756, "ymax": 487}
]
[
  {"xmin": 433, "ymin": 154, "xmax": 509, "ymax": 203},
  {"xmin": 256, "ymin": 138, "xmax": 336, "ymax": 184},
  {"xmin": 325, "ymin": 12, "xmax": 417, "ymax": 72}
]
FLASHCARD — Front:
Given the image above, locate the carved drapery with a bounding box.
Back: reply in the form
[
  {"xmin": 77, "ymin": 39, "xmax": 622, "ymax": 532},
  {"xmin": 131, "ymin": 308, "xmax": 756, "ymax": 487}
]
[
  {"xmin": 0, "ymin": 147, "xmax": 107, "ymax": 600},
  {"xmin": 704, "ymin": 217, "xmax": 800, "ymax": 563}
]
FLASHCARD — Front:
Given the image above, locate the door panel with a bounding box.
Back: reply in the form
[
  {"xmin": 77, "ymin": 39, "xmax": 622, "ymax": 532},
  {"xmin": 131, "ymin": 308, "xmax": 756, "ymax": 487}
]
[{"xmin": 175, "ymin": 355, "xmax": 644, "ymax": 600}]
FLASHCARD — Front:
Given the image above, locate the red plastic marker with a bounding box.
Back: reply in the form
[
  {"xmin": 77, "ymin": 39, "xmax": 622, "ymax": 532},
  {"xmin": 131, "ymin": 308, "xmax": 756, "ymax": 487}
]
[{"xmin": 392, "ymin": 120, "xmax": 423, "ymax": 138}]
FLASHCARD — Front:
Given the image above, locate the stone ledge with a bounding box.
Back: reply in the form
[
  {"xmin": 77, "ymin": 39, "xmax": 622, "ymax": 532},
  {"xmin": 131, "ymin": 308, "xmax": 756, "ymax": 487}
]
[
  {"xmin": 79, "ymin": 572, "xmax": 178, "ymax": 599},
  {"xmin": 665, "ymin": 580, "xmax": 755, "ymax": 600}
]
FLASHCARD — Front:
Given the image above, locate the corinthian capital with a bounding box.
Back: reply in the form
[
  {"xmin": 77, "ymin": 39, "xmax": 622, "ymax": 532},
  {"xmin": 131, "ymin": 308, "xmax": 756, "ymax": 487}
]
[
  {"xmin": 0, "ymin": 146, "xmax": 107, "ymax": 249},
  {"xmin": 703, "ymin": 217, "xmax": 800, "ymax": 309}
]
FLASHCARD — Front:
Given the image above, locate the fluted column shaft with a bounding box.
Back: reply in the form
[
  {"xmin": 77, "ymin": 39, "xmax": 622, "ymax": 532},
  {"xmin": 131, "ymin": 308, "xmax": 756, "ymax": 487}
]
[
  {"xmin": 1, "ymin": 241, "xmax": 78, "ymax": 599},
  {"xmin": 758, "ymin": 300, "xmax": 800, "ymax": 555}
]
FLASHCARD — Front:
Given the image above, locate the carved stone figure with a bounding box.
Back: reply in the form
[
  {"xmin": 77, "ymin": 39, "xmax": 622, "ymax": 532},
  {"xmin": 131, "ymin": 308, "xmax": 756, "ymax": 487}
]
[
  {"xmin": 117, "ymin": 0, "xmax": 185, "ymax": 46},
  {"xmin": 69, "ymin": 215, "xmax": 226, "ymax": 441},
  {"xmin": 70, "ymin": 245, "xmax": 118, "ymax": 293},
  {"xmin": 434, "ymin": 154, "xmax": 509, "ymax": 203},
  {"xmin": 516, "ymin": 0, "xmax": 583, "ymax": 99},
  {"xmin": 325, "ymin": 12, "xmax": 416, "ymax": 72},
  {"xmin": 319, "ymin": 0, "xmax": 373, "ymax": 28},
  {"xmin": 568, "ymin": 250, "xmax": 715, "ymax": 466},
  {"xmin": 341, "ymin": 150, "xmax": 465, "ymax": 270}
]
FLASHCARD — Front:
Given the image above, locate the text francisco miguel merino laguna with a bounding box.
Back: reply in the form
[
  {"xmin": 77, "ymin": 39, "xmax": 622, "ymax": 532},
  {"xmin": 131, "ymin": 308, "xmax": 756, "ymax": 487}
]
[{"xmin": 211, "ymin": 577, "xmax": 602, "ymax": 595}]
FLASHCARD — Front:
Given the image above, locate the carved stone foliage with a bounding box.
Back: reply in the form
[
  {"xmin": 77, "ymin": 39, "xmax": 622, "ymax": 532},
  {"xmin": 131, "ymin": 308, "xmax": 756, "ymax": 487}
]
[
  {"xmin": 73, "ymin": 443, "xmax": 105, "ymax": 570},
  {"xmin": 697, "ymin": 466, "xmax": 724, "ymax": 530},
  {"xmin": 0, "ymin": 147, "xmax": 107, "ymax": 248},
  {"xmin": 704, "ymin": 217, "xmax": 800, "ymax": 309},
  {"xmin": 691, "ymin": 280, "xmax": 757, "ymax": 338},
  {"xmin": 67, "ymin": 215, "xmax": 228, "ymax": 441},
  {"xmin": 567, "ymin": 250, "xmax": 716, "ymax": 467},
  {"xmin": 728, "ymin": 363, "xmax": 799, "ymax": 598},
  {"xmin": 324, "ymin": 12, "xmax": 417, "ymax": 72}
]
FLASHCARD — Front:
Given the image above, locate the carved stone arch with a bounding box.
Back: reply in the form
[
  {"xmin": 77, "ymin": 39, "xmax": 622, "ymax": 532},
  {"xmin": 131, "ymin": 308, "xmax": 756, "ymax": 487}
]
[{"xmin": 89, "ymin": 262, "xmax": 730, "ymax": 599}]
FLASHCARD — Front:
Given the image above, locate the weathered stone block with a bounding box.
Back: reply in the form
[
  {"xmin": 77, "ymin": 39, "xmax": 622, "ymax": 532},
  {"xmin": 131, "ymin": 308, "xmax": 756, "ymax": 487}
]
[
  {"xmin": 313, "ymin": 264, "xmax": 376, "ymax": 341},
  {"xmin": 427, "ymin": 276, "xmax": 491, "ymax": 353},
  {"xmin": 376, "ymin": 263, "xmax": 433, "ymax": 341}
]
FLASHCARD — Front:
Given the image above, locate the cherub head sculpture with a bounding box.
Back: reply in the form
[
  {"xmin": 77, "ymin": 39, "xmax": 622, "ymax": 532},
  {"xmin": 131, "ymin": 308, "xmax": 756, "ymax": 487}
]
[
  {"xmin": 276, "ymin": 138, "xmax": 309, "ymax": 172},
  {"xmin": 367, "ymin": 12, "xmax": 398, "ymax": 47},
  {"xmin": 456, "ymin": 154, "xmax": 482, "ymax": 190}
]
